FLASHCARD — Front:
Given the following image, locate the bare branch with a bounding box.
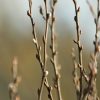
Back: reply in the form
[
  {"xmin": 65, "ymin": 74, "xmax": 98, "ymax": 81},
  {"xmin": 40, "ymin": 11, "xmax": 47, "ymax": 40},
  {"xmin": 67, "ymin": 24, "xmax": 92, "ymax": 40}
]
[
  {"xmin": 86, "ymin": 0, "xmax": 96, "ymax": 19},
  {"xmin": 85, "ymin": 0, "xmax": 100, "ymax": 99},
  {"xmin": 72, "ymin": 0, "xmax": 84, "ymax": 99},
  {"xmin": 8, "ymin": 57, "xmax": 21, "ymax": 100},
  {"xmin": 50, "ymin": 0, "xmax": 62, "ymax": 100},
  {"xmin": 27, "ymin": 0, "xmax": 53, "ymax": 100}
]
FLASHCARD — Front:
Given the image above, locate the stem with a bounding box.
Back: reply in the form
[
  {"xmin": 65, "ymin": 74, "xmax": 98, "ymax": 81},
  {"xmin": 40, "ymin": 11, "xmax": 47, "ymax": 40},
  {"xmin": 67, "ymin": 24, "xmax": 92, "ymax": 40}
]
[
  {"xmin": 27, "ymin": 0, "xmax": 53, "ymax": 100},
  {"xmin": 95, "ymin": 0, "xmax": 99, "ymax": 55},
  {"xmin": 8, "ymin": 57, "xmax": 21, "ymax": 100},
  {"xmin": 50, "ymin": 1, "xmax": 62, "ymax": 100},
  {"xmin": 72, "ymin": 0, "xmax": 83, "ymax": 99}
]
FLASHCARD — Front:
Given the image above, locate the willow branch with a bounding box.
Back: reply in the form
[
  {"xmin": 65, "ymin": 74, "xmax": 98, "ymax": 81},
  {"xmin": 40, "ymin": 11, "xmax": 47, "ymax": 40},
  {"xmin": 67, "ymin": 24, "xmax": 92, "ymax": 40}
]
[
  {"xmin": 84, "ymin": 0, "xmax": 100, "ymax": 100},
  {"xmin": 50, "ymin": 0, "xmax": 62, "ymax": 100},
  {"xmin": 27, "ymin": 0, "xmax": 53, "ymax": 100},
  {"xmin": 72, "ymin": 0, "xmax": 83, "ymax": 99},
  {"xmin": 8, "ymin": 57, "xmax": 21, "ymax": 100}
]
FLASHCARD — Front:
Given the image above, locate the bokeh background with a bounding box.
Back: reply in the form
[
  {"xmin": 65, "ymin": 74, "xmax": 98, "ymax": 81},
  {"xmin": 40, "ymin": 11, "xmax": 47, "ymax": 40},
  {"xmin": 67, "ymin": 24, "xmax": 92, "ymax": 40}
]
[{"xmin": 0, "ymin": 0, "xmax": 100, "ymax": 100}]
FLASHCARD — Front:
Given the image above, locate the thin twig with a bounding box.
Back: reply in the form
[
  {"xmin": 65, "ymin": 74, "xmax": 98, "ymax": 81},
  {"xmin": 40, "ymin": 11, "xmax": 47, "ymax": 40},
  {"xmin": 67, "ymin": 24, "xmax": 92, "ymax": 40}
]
[
  {"xmin": 95, "ymin": 0, "xmax": 100, "ymax": 55},
  {"xmin": 38, "ymin": 0, "xmax": 53, "ymax": 100},
  {"xmin": 72, "ymin": 0, "xmax": 83, "ymax": 99},
  {"xmin": 84, "ymin": 0, "xmax": 100, "ymax": 99},
  {"xmin": 50, "ymin": 0, "xmax": 62, "ymax": 100},
  {"xmin": 27, "ymin": 0, "xmax": 53, "ymax": 100},
  {"xmin": 86, "ymin": 0, "xmax": 96, "ymax": 19},
  {"xmin": 8, "ymin": 57, "xmax": 21, "ymax": 100}
]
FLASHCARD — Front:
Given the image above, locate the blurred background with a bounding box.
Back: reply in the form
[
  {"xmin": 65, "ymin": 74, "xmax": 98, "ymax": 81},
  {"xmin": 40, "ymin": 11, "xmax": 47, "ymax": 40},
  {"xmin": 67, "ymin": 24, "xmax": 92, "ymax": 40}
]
[{"xmin": 0, "ymin": 0, "xmax": 100, "ymax": 100}]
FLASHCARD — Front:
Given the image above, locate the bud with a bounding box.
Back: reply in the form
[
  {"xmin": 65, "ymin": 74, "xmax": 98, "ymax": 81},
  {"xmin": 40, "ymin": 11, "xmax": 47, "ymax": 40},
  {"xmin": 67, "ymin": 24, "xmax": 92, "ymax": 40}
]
[
  {"xmin": 39, "ymin": 6, "xmax": 43, "ymax": 16},
  {"xmin": 45, "ymin": 70, "xmax": 49, "ymax": 76}
]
